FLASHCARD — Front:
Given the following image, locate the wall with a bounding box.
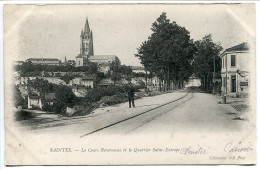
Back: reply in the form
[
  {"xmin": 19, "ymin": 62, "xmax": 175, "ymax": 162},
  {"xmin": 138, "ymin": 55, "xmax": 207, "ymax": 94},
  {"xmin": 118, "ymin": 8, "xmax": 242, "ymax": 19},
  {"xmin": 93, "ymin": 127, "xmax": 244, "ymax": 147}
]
[
  {"xmin": 76, "ymin": 57, "xmax": 84, "ymax": 67},
  {"xmin": 221, "ymin": 51, "xmax": 250, "ymax": 94}
]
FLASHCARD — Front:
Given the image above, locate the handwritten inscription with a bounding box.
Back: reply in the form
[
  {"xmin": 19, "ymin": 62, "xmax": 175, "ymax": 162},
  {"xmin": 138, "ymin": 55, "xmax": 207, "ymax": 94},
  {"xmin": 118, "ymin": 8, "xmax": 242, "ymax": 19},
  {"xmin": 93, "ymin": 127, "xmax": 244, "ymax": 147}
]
[
  {"xmin": 180, "ymin": 146, "xmax": 207, "ymax": 155},
  {"xmin": 224, "ymin": 142, "xmax": 253, "ymax": 153}
]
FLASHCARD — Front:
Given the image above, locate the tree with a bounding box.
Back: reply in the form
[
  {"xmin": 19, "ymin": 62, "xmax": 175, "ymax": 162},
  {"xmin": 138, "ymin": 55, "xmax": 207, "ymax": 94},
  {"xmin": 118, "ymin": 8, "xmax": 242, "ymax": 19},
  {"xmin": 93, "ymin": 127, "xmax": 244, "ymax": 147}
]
[
  {"xmin": 111, "ymin": 72, "xmax": 121, "ymax": 85},
  {"xmin": 193, "ymin": 34, "xmax": 223, "ymax": 90},
  {"xmin": 136, "ymin": 12, "xmax": 195, "ymax": 91},
  {"xmin": 54, "ymin": 85, "xmax": 78, "ymax": 114},
  {"xmin": 67, "ymin": 60, "xmax": 76, "ymax": 66},
  {"xmin": 120, "ymin": 65, "xmax": 132, "ymax": 78},
  {"xmin": 13, "ymin": 85, "xmax": 25, "ymax": 107},
  {"xmin": 88, "ymin": 62, "xmax": 98, "ymax": 74},
  {"xmin": 110, "ymin": 58, "xmax": 122, "ymax": 85},
  {"xmin": 28, "ymin": 78, "xmax": 51, "ymax": 105}
]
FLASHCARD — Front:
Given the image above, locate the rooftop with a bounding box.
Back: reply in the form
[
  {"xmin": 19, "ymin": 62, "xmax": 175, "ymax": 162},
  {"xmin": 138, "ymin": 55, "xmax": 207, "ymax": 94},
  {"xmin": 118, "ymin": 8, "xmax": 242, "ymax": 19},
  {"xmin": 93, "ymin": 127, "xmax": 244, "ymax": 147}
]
[
  {"xmin": 82, "ymin": 75, "xmax": 95, "ymax": 80},
  {"xmin": 27, "ymin": 58, "xmax": 60, "ymax": 61},
  {"xmin": 222, "ymin": 42, "xmax": 249, "ymax": 56},
  {"xmin": 130, "ymin": 66, "xmax": 145, "ymax": 70},
  {"xmin": 89, "ymin": 55, "xmax": 117, "ymax": 60}
]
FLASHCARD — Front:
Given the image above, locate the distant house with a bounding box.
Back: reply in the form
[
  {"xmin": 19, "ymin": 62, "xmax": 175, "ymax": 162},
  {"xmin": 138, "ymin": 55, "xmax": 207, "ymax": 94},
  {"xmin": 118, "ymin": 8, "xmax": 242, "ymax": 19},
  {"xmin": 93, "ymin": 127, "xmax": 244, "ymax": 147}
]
[
  {"xmin": 76, "ymin": 55, "xmax": 119, "ymax": 74},
  {"xmin": 220, "ymin": 42, "xmax": 250, "ymax": 95},
  {"xmin": 82, "ymin": 76, "xmax": 95, "ymax": 88},
  {"xmin": 28, "ymin": 92, "xmax": 56, "ymax": 110},
  {"xmin": 186, "ymin": 74, "xmax": 201, "ymax": 87},
  {"xmin": 97, "ymin": 78, "xmax": 114, "ymax": 87},
  {"xmin": 130, "ymin": 66, "xmax": 146, "ymax": 74},
  {"xmin": 26, "ymin": 58, "xmax": 61, "ymax": 66},
  {"xmin": 69, "ymin": 75, "xmax": 95, "ymax": 88},
  {"xmin": 14, "ymin": 61, "xmax": 24, "ymax": 65},
  {"xmin": 43, "ymin": 77, "xmax": 66, "ymax": 85},
  {"xmin": 15, "ymin": 76, "xmax": 37, "ymax": 85},
  {"xmin": 28, "ymin": 92, "xmax": 42, "ymax": 109}
]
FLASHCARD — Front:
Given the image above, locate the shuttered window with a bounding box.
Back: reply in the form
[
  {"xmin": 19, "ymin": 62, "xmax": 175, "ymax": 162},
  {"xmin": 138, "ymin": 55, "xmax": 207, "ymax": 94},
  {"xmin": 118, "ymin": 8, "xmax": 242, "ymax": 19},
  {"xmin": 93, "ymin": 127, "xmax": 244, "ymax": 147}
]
[{"xmin": 231, "ymin": 55, "xmax": 236, "ymax": 67}]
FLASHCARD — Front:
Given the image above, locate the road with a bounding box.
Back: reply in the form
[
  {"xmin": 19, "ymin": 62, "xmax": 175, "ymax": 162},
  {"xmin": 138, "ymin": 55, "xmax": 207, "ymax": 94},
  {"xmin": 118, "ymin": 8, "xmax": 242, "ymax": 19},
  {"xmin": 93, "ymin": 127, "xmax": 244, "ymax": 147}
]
[
  {"xmin": 9, "ymin": 88, "xmax": 255, "ymax": 165},
  {"xmin": 25, "ymin": 88, "xmax": 251, "ymax": 137},
  {"xmin": 82, "ymin": 90, "xmax": 249, "ymax": 137}
]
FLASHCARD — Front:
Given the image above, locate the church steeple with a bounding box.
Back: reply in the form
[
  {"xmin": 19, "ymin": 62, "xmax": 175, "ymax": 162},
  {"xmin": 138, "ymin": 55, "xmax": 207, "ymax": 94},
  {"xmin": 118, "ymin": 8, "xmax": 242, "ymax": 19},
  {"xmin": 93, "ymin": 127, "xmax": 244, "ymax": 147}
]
[
  {"xmin": 84, "ymin": 18, "xmax": 90, "ymax": 34},
  {"xmin": 80, "ymin": 17, "xmax": 94, "ymax": 56}
]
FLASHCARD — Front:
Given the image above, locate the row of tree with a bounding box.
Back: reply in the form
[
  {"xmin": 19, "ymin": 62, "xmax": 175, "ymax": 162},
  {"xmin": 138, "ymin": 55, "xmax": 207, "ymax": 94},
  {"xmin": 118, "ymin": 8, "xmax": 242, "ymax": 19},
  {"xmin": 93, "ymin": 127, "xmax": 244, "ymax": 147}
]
[{"xmin": 136, "ymin": 12, "xmax": 223, "ymax": 91}]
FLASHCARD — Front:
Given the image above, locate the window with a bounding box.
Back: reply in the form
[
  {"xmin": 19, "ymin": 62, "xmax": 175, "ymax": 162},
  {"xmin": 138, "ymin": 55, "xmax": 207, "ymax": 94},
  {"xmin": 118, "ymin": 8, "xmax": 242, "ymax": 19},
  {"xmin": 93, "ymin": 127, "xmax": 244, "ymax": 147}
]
[
  {"xmin": 225, "ymin": 56, "xmax": 227, "ymax": 68},
  {"xmin": 231, "ymin": 55, "xmax": 236, "ymax": 67}
]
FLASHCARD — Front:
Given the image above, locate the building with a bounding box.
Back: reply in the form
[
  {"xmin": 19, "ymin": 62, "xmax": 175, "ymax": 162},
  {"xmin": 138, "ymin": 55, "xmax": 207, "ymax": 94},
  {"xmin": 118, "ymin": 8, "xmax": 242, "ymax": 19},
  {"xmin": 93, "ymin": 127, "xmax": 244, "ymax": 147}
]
[
  {"xmin": 28, "ymin": 92, "xmax": 56, "ymax": 109},
  {"xmin": 69, "ymin": 75, "xmax": 95, "ymax": 88},
  {"xmin": 14, "ymin": 61, "xmax": 24, "ymax": 65},
  {"xmin": 75, "ymin": 18, "xmax": 119, "ymax": 73},
  {"xmin": 130, "ymin": 66, "xmax": 146, "ymax": 74},
  {"xmin": 26, "ymin": 58, "xmax": 61, "ymax": 66},
  {"xmin": 28, "ymin": 92, "xmax": 42, "ymax": 109},
  {"xmin": 220, "ymin": 42, "xmax": 250, "ymax": 95},
  {"xmin": 82, "ymin": 76, "xmax": 95, "ymax": 88}
]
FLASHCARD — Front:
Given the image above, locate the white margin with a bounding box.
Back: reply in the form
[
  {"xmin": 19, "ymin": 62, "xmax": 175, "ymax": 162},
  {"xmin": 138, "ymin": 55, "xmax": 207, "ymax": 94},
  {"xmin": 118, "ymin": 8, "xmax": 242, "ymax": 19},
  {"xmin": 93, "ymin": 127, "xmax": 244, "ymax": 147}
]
[{"xmin": 0, "ymin": 1, "xmax": 259, "ymax": 170}]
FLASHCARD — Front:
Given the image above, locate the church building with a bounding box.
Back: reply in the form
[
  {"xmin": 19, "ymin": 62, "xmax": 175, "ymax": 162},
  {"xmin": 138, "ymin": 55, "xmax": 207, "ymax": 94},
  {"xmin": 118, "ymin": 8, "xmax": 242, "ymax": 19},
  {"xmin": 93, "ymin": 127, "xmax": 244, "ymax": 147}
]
[{"xmin": 76, "ymin": 18, "xmax": 119, "ymax": 74}]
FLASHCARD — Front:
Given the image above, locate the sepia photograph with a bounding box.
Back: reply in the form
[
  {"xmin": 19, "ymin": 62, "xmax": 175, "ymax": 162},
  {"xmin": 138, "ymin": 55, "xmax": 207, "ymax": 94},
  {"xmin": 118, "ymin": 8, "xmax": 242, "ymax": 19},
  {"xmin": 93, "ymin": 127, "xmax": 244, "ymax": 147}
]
[{"xmin": 3, "ymin": 3, "xmax": 256, "ymax": 165}]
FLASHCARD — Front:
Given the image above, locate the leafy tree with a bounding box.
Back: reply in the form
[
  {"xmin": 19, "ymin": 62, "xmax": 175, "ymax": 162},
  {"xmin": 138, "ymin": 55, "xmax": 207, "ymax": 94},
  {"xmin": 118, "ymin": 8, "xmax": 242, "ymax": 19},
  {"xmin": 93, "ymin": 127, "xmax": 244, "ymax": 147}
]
[
  {"xmin": 111, "ymin": 72, "xmax": 121, "ymax": 85},
  {"xmin": 28, "ymin": 78, "xmax": 51, "ymax": 105},
  {"xmin": 110, "ymin": 58, "xmax": 122, "ymax": 85},
  {"xmin": 13, "ymin": 85, "xmax": 25, "ymax": 107},
  {"xmin": 67, "ymin": 60, "xmax": 76, "ymax": 66},
  {"xmin": 193, "ymin": 34, "xmax": 223, "ymax": 90},
  {"xmin": 120, "ymin": 65, "xmax": 132, "ymax": 77},
  {"xmin": 54, "ymin": 85, "xmax": 78, "ymax": 114},
  {"xmin": 136, "ymin": 12, "xmax": 195, "ymax": 91}
]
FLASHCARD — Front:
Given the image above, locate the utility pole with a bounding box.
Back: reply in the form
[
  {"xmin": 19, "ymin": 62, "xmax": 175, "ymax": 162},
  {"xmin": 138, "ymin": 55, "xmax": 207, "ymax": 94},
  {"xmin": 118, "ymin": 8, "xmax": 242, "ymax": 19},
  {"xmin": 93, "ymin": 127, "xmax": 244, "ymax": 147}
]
[{"xmin": 213, "ymin": 56, "xmax": 216, "ymax": 94}]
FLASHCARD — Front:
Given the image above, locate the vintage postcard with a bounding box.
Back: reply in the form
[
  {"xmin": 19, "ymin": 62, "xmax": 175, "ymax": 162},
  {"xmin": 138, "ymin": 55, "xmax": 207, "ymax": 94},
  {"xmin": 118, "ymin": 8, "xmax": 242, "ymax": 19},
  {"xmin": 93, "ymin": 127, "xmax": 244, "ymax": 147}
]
[{"xmin": 4, "ymin": 3, "xmax": 256, "ymax": 165}]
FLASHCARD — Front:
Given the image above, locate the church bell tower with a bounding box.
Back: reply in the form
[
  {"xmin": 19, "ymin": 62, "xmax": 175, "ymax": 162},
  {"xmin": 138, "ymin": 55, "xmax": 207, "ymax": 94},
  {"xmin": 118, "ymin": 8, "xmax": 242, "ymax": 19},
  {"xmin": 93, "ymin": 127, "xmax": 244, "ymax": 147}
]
[{"xmin": 80, "ymin": 18, "xmax": 94, "ymax": 56}]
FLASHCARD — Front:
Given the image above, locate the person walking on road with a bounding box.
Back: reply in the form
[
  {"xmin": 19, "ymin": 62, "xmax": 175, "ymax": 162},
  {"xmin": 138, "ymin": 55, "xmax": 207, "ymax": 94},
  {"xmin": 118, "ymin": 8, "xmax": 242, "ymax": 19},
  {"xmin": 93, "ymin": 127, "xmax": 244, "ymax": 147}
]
[{"xmin": 127, "ymin": 82, "xmax": 135, "ymax": 108}]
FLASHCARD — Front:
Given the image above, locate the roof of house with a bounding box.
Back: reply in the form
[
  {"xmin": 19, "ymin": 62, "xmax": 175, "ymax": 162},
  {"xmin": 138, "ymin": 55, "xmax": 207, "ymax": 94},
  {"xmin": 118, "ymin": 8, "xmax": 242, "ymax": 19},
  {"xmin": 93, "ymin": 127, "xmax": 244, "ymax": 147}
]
[
  {"xmin": 14, "ymin": 61, "xmax": 24, "ymax": 63},
  {"xmin": 98, "ymin": 62, "xmax": 110, "ymax": 66},
  {"xmin": 221, "ymin": 42, "xmax": 249, "ymax": 57},
  {"xmin": 225, "ymin": 42, "xmax": 249, "ymax": 52},
  {"xmin": 130, "ymin": 66, "xmax": 145, "ymax": 70},
  {"xmin": 97, "ymin": 78, "xmax": 113, "ymax": 86},
  {"xmin": 29, "ymin": 92, "xmax": 41, "ymax": 100},
  {"xmin": 82, "ymin": 75, "xmax": 94, "ymax": 80},
  {"xmin": 89, "ymin": 55, "xmax": 117, "ymax": 60},
  {"xmin": 27, "ymin": 58, "xmax": 60, "ymax": 61}
]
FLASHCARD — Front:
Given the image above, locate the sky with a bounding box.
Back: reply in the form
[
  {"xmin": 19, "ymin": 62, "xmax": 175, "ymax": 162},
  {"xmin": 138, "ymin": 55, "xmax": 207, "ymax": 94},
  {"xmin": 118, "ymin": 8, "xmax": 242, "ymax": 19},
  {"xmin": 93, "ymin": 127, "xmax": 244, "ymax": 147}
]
[{"xmin": 5, "ymin": 4, "xmax": 255, "ymax": 66}]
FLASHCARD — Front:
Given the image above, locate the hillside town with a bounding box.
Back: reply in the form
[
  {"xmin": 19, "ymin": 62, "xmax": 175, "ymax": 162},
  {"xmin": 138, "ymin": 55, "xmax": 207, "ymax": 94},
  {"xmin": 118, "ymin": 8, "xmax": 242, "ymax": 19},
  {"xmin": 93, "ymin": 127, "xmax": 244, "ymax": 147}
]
[{"xmin": 13, "ymin": 18, "xmax": 162, "ymax": 117}]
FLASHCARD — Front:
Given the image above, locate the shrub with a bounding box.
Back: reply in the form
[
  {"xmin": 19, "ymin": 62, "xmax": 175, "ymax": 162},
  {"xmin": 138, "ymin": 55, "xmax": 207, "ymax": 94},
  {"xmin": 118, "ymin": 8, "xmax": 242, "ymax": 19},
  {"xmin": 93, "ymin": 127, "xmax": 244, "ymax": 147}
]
[{"xmin": 105, "ymin": 94, "xmax": 128, "ymax": 106}]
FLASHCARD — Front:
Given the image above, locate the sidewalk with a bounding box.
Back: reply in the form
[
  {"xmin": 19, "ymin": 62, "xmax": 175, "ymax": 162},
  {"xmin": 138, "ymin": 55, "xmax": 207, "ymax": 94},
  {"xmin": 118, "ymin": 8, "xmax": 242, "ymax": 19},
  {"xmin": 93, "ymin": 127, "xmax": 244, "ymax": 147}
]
[{"xmin": 218, "ymin": 95, "xmax": 251, "ymax": 121}]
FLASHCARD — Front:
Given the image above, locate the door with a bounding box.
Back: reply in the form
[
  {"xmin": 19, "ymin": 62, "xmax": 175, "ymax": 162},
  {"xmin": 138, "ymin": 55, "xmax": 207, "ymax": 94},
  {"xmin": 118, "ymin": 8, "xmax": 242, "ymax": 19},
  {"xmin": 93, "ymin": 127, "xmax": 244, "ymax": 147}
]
[{"xmin": 231, "ymin": 76, "xmax": 236, "ymax": 92}]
